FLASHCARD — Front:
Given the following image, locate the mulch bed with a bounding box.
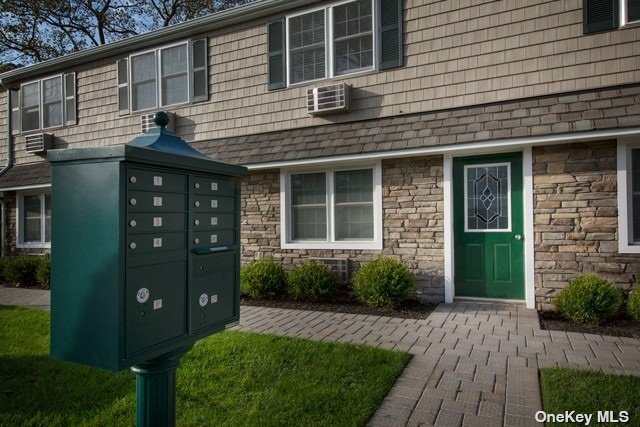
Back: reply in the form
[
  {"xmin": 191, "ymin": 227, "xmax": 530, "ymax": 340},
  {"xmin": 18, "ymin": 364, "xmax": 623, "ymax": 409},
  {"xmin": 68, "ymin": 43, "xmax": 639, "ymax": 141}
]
[
  {"xmin": 241, "ymin": 294, "xmax": 436, "ymax": 320},
  {"xmin": 538, "ymin": 311, "xmax": 640, "ymax": 339}
]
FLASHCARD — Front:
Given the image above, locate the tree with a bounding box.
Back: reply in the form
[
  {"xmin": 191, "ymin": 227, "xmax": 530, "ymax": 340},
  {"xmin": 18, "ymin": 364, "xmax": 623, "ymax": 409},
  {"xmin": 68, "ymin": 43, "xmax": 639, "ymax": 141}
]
[{"xmin": 0, "ymin": 0, "xmax": 253, "ymax": 67}]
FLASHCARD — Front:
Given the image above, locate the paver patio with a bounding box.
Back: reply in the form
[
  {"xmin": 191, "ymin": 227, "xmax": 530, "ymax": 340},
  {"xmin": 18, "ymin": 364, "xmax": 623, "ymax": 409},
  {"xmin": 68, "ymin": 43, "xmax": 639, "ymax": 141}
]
[{"xmin": 2, "ymin": 286, "xmax": 640, "ymax": 426}]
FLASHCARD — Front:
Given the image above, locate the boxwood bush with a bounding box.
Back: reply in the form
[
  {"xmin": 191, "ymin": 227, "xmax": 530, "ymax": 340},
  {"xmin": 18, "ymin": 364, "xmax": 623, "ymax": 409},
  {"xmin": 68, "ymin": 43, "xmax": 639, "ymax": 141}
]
[
  {"xmin": 287, "ymin": 261, "xmax": 339, "ymax": 300},
  {"xmin": 240, "ymin": 258, "xmax": 286, "ymax": 298},
  {"xmin": 554, "ymin": 274, "xmax": 622, "ymax": 324},
  {"xmin": 36, "ymin": 254, "xmax": 51, "ymax": 289},
  {"xmin": 1, "ymin": 255, "xmax": 44, "ymax": 288},
  {"xmin": 628, "ymin": 286, "xmax": 640, "ymax": 322},
  {"xmin": 352, "ymin": 257, "xmax": 415, "ymax": 308}
]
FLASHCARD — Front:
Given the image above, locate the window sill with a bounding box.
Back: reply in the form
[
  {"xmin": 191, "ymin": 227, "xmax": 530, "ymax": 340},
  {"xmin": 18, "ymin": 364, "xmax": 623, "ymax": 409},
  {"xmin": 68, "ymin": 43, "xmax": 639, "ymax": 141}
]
[
  {"xmin": 17, "ymin": 242, "xmax": 51, "ymax": 249},
  {"xmin": 620, "ymin": 21, "xmax": 640, "ymax": 29},
  {"xmin": 281, "ymin": 240, "xmax": 382, "ymax": 250}
]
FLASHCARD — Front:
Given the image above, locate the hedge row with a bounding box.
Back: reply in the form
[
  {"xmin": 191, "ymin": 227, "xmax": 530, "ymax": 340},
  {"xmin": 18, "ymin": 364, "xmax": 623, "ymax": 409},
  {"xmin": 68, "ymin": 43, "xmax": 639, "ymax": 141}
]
[
  {"xmin": 0, "ymin": 255, "xmax": 51, "ymax": 289},
  {"xmin": 240, "ymin": 257, "xmax": 416, "ymax": 308}
]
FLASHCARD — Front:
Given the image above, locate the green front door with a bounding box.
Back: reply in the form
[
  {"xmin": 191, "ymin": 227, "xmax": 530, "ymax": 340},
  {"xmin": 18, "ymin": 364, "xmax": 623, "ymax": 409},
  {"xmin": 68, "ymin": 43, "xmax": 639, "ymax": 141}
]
[{"xmin": 453, "ymin": 152, "xmax": 524, "ymax": 300}]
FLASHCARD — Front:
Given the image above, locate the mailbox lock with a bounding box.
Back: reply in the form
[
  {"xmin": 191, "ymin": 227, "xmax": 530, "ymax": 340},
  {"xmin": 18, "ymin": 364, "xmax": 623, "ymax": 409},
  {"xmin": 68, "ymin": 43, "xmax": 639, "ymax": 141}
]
[
  {"xmin": 194, "ymin": 183, "xmax": 200, "ymax": 189},
  {"xmin": 130, "ymin": 220, "xmax": 137, "ymax": 227},
  {"xmin": 129, "ymin": 242, "xmax": 137, "ymax": 249},
  {"xmin": 130, "ymin": 198, "xmax": 137, "ymax": 206},
  {"xmin": 194, "ymin": 201, "xmax": 200, "ymax": 207},
  {"xmin": 130, "ymin": 176, "xmax": 137, "ymax": 183},
  {"xmin": 194, "ymin": 238, "xmax": 200, "ymax": 244},
  {"xmin": 194, "ymin": 219, "xmax": 200, "ymax": 225}
]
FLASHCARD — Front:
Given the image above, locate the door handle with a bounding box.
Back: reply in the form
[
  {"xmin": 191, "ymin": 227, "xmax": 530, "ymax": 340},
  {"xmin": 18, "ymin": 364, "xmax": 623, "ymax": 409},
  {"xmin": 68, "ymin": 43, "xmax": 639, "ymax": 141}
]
[{"xmin": 514, "ymin": 234, "xmax": 522, "ymax": 240}]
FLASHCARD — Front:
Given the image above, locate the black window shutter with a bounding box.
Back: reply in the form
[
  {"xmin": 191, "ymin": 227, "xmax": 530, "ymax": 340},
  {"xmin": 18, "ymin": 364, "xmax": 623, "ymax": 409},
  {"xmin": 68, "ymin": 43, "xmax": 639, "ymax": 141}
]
[
  {"xmin": 267, "ymin": 19, "xmax": 286, "ymax": 90},
  {"xmin": 378, "ymin": 0, "xmax": 404, "ymax": 70},
  {"xmin": 63, "ymin": 72, "xmax": 77, "ymax": 125},
  {"xmin": 192, "ymin": 38, "xmax": 208, "ymax": 102},
  {"xmin": 117, "ymin": 58, "xmax": 129, "ymax": 115},
  {"xmin": 583, "ymin": 0, "xmax": 618, "ymax": 34}
]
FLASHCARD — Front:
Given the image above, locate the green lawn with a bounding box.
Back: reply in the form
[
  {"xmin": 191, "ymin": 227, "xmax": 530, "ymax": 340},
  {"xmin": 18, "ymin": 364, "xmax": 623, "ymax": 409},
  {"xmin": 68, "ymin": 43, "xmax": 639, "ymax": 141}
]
[
  {"xmin": 541, "ymin": 367, "xmax": 640, "ymax": 426},
  {"xmin": 0, "ymin": 306, "xmax": 410, "ymax": 426}
]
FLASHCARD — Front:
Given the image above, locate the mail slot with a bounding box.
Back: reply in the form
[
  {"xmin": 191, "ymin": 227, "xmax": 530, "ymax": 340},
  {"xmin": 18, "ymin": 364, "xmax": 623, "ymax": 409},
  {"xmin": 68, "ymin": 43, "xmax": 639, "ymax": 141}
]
[{"xmin": 49, "ymin": 120, "xmax": 246, "ymax": 371}]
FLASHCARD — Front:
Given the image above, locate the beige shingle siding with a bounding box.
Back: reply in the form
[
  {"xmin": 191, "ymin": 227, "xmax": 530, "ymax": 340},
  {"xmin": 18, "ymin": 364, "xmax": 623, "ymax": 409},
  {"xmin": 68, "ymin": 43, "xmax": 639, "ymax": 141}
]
[{"xmin": 7, "ymin": 0, "xmax": 640, "ymax": 164}]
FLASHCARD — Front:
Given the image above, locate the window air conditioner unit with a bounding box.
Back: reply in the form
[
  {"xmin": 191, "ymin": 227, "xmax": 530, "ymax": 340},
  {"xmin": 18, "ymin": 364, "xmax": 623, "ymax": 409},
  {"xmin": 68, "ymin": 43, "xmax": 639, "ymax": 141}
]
[
  {"xmin": 141, "ymin": 111, "xmax": 176, "ymax": 134},
  {"xmin": 307, "ymin": 83, "xmax": 350, "ymax": 115},
  {"xmin": 25, "ymin": 133, "xmax": 53, "ymax": 154}
]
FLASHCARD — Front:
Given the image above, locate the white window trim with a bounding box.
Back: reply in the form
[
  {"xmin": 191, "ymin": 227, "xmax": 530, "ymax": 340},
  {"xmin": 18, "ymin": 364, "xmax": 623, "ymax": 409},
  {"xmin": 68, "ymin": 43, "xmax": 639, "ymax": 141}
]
[
  {"xmin": 617, "ymin": 138, "xmax": 640, "ymax": 253},
  {"xmin": 280, "ymin": 161, "xmax": 383, "ymax": 250},
  {"xmin": 285, "ymin": 0, "xmax": 378, "ymax": 87},
  {"xmin": 16, "ymin": 191, "xmax": 51, "ymax": 249},
  {"xmin": 18, "ymin": 74, "xmax": 72, "ymax": 134},
  {"xmin": 620, "ymin": 0, "xmax": 640, "ymax": 27},
  {"xmin": 129, "ymin": 41, "xmax": 191, "ymax": 114}
]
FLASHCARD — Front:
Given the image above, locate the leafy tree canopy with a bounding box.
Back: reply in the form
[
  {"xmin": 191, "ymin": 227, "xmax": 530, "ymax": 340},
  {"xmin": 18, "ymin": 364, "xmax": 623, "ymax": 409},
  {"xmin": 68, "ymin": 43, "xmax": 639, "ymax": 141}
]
[{"xmin": 0, "ymin": 0, "xmax": 252, "ymax": 68}]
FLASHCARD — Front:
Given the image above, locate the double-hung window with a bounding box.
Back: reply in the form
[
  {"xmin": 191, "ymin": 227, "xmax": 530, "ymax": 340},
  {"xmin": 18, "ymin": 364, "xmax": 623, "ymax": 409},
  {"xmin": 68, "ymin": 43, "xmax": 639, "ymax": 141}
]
[
  {"xmin": 287, "ymin": 0, "xmax": 375, "ymax": 85},
  {"xmin": 17, "ymin": 192, "xmax": 51, "ymax": 248},
  {"xmin": 621, "ymin": 0, "xmax": 640, "ymax": 26},
  {"xmin": 282, "ymin": 163, "xmax": 382, "ymax": 249},
  {"xmin": 118, "ymin": 39, "xmax": 208, "ymax": 114},
  {"xmin": 584, "ymin": 0, "xmax": 640, "ymax": 33},
  {"xmin": 617, "ymin": 140, "xmax": 640, "ymax": 253},
  {"xmin": 14, "ymin": 73, "xmax": 76, "ymax": 133}
]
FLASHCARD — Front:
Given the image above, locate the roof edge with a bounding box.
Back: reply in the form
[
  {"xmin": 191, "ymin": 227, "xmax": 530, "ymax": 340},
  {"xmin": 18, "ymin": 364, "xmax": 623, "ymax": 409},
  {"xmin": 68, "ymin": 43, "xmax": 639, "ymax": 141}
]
[{"xmin": 0, "ymin": 0, "xmax": 320, "ymax": 87}]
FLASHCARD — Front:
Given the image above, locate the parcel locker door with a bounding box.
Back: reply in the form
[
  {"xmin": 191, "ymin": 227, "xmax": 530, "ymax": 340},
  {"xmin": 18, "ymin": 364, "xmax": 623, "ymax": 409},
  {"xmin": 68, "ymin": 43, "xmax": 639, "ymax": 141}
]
[
  {"xmin": 125, "ymin": 260, "xmax": 187, "ymax": 356},
  {"xmin": 190, "ymin": 251, "xmax": 237, "ymax": 333}
]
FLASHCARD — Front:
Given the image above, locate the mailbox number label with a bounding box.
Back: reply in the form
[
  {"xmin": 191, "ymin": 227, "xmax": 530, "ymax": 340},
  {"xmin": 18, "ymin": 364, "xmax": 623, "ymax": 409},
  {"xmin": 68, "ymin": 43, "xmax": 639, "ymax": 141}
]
[
  {"xmin": 211, "ymin": 294, "xmax": 218, "ymax": 303},
  {"xmin": 154, "ymin": 176, "xmax": 163, "ymax": 186},
  {"xmin": 153, "ymin": 299, "xmax": 163, "ymax": 310},
  {"xmin": 153, "ymin": 238, "xmax": 163, "ymax": 248},
  {"xmin": 199, "ymin": 293, "xmax": 208, "ymax": 307},
  {"xmin": 211, "ymin": 217, "xmax": 218, "ymax": 226},
  {"xmin": 211, "ymin": 234, "xmax": 218, "ymax": 243},
  {"xmin": 211, "ymin": 200, "xmax": 218, "ymax": 208},
  {"xmin": 153, "ymin": 217, "xmax": 163, "ymax": 227},
  {"xmin": 137, "ymin": 288, "xmax": 150, "ymax": 303},
  {"xmin": 211, "ymin": 182, "xmax": 218, "ymax": 191},
  {"xmin": 153, "ymin": 197, "xmax": 163, "ymax": 207}
]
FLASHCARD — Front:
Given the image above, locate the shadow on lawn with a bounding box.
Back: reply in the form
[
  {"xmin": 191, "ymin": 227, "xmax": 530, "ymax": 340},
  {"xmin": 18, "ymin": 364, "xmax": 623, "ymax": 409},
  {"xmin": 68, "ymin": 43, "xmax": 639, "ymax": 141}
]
[{"xmin": 0, "ymin": 355, "xmax": 134, "ymax": 422}]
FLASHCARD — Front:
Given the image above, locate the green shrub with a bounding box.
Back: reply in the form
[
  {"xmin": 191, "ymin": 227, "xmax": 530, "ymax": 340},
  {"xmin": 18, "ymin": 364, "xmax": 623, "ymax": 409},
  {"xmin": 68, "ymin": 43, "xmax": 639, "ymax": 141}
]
[
  {"xmin": 240, "ymin": 258, "xmax": 286, "ymax": 298},
  {"xmin": 36, "ymin": 254, "xmax": 51, "ymax": 289},
  {"xmin": 2, "ymin": 256, "xmax": 41, "ymax": 288},
  {"xmin": 554, "ymin": 274, "xmax": 622, "ymax": 324},
  {"xmin": 628, "ymin": 286, "xmax": 640, "ymax": 322},
  {"xmin": 287, "ymin": 261, "xmax": 340, "ymax": 300},
  {"xmin": 352, "ymin": 257, "xmax": 416, "ymax": 308}
]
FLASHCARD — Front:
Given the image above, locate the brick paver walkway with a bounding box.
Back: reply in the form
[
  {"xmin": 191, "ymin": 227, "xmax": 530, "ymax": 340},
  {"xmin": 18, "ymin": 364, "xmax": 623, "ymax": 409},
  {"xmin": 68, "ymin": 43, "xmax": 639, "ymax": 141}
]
[{"xmin": 3, "ymin": 287, "xmax": 640, "ymax": 426}]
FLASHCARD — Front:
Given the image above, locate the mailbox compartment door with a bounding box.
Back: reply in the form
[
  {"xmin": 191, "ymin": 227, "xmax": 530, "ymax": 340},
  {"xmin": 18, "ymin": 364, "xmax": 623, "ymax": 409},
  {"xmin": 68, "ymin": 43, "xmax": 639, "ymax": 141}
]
[
  {"xmin": 190, "ymin": 251, "xmax": 237, "ymax": 333},
  {"xmin": 126, "ymin": 260, "xmax": 187, "ymax": 356}
]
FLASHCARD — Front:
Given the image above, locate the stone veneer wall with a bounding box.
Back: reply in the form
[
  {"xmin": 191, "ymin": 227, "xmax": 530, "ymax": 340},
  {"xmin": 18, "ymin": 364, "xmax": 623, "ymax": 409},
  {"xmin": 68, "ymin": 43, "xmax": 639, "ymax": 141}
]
[
  {"xmin": 240, "ymin": 156, "xmax": 445, "ymax": 301},
  {"xmin": 533, "ymin": 140, "xmax": 640, "ymax": 309}
]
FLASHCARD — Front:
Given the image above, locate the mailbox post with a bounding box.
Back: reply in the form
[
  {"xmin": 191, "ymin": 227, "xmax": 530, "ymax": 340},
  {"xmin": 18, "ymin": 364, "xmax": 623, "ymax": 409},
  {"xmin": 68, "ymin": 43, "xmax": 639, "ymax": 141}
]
[{"xmin": 49, "ymin": 113, "xmax": 247, "ymax": 426}]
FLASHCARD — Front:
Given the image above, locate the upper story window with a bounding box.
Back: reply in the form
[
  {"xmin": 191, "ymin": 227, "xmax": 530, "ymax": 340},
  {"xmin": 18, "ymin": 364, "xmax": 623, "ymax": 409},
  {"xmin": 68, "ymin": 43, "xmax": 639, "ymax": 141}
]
[
  {"xmin": 117, "ymin": 39, "xmax": 208, "ymax": 115},
  {"xmin": 584, "ymin": 0, "xmax": 640, "ymax": 33},
  {"xmin": 11, "ymin": 73, "xmax": 76, "ymax": 134},
  {"xmin": 267, "ymin": 0, "xmax": 403, "ymax": 90},
  {"xmin": 287, "ymin": 0, "xmax": 374, "ymax": 86}
]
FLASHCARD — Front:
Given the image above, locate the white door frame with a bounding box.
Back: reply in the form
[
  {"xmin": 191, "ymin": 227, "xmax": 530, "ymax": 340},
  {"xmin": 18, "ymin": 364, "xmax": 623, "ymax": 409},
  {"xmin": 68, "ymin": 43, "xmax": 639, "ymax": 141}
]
[{"xmin": 444, "ymin": 146, "xmax": 535, "ymax": 309}]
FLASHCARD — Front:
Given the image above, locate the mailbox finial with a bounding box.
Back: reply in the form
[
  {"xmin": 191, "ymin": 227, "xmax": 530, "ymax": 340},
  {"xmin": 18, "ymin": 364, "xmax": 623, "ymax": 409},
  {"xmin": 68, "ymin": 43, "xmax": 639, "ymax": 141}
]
[{"xmin": 153, "ymin": 111, "xmax": 170, "ymax": 129}]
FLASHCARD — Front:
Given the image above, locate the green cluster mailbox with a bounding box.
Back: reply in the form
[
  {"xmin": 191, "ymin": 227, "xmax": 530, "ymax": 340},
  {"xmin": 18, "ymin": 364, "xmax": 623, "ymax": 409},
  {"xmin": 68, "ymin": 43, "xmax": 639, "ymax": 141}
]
[{"xmin": 49, "ymin": 116, "xmax": 247, "ymax": 372}]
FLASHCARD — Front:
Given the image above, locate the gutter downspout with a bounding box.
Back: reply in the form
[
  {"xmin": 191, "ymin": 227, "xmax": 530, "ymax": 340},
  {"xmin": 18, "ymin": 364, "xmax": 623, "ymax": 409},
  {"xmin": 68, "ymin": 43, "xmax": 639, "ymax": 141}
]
[{"xmin": 0, "ymin": 80, "xmax": 15, "ymax": 256}]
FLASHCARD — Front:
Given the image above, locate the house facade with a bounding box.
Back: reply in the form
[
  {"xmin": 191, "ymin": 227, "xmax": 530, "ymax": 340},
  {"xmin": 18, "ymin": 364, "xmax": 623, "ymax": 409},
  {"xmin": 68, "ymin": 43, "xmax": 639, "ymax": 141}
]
[{"xmin": 0, "ymin": 0, "xmax": 639, "ymax": 309}]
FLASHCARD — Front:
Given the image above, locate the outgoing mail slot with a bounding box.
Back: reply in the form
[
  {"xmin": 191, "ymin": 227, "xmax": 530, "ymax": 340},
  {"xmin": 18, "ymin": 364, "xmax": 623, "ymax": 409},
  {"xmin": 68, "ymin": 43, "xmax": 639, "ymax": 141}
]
[
  {"xmin": 128, "ymin": 167, "xmax": 187, "ymax": 193},
  {"xmin": 192, "ymin": 250, "xmax": 235, "ymax": 276},
  {"xmin": 191, "ymin": 176, "xmax": 236, "ymax": 196},
  {"xmin": 127, "ymin": 232, "xmax": 186, "ymax": 253},
  {"xmin": 127, "ymin": 213, "xmax": 186, "ymax": 233},
  {"xmin": 128, "ymin": 191, "xmax": 186, "ymax": 212},
  {"xmin": 192, "ymin": 196, "xmax": 235, "ymax": 213},
  {"xmin": 191, "ymin": 213, "xmax": 235, "ymax": 230}
]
